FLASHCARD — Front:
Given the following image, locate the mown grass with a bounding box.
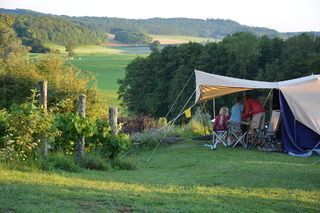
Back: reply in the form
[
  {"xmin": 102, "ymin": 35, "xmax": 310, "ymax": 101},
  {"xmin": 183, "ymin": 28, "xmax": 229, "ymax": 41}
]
[
  {"xmin": 1, "ymin": 140, "xmax": 319, "ymax": 212},
  {"xmin": 68, "ymin": 53, "xmax": 136, "ymax": 91}
]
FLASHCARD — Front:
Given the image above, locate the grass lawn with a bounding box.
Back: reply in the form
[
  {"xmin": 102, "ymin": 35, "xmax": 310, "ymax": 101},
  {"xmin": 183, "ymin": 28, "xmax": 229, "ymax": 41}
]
[{"xmin": 1, "ymin": 139, "xmax": 319, "ymax": 212}]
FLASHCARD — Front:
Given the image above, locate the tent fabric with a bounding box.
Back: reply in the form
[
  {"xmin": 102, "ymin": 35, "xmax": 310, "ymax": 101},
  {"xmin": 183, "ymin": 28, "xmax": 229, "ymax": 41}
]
[
  {"xmin": 279, "ymin": 92, "xmax": 320, "ymax": 154},
  {"xmin": 195, "ymin": 70, "xmax": 278, "ymax": 101},
  {"xmin": 280, "ymin": 76, "xmax": 320, "ymax": 135},
  {"xmin": 195, "ymin": 70, "xmax": 320, "ymax": 135},
  {"xmin": 199, "ymin": 85, "xmax": 251, "ymax": 101}
]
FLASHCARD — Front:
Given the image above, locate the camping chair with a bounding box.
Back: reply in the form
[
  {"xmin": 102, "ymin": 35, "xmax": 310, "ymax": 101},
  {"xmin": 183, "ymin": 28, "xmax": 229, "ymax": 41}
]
[
  {"xmin": 259, "ymin": 110, "xmax": 281, "ymax": 151},
  {"xmin": 212, "ymin": 130, "xmax": 228, "ymax": 149},
  {"xmin": 232, "ymin": 121, "xmax": 249, "ymax": 148},
  {"xmin": 247, "ymin": 114, "xmax": 266, "ymax": 149}
]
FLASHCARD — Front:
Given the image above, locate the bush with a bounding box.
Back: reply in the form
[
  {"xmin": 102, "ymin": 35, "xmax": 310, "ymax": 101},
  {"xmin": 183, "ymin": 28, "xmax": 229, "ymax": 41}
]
[
  {"xmin": 112, "ymin": 158, "xmax": 137, "ymax": 170},
  {"xmin": 1, "ymin": 91, "xmax": 59, "ymax": 163},
  {"xmin": 184, "ymin": 108, "xmax": 211, "ymax": 135},
  {"xmin": 119, "ymin": 116, "xmax": 167, "ymax": 134},
  {"xmin": 0, "ymin": 110, "xmax": 8, "ymax": 148},
  {"xmin": 41, "ymin": 153, "xmax": 80, "ymax": 172},
  {"xmin": 79, "ymin": 153, "xmax": 109, "ymax": 171},
  {"xmin": 52, "ymin": 112, "xmax": 97, "ymax": 154},
  {"xmin": 98, "ymin": 133, "xmax": 132, "ymax": 160}
]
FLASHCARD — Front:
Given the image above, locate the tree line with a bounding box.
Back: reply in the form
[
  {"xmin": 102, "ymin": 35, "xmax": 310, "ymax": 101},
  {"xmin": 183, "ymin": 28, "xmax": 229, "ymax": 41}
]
[
  {"xmin": 110, "ymin": 28, "xmax": 152, "ymax": 44},
  {"xmin": 118, "ymin": 32, "xmax": 320, "ymax": 119},
  {"xmin": 69, "ymin": 16, "xmax": 280, "ymax": 38}
]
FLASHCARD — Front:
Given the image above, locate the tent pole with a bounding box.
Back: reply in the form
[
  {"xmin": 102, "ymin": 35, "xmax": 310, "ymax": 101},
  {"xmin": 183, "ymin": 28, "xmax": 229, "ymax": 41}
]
[{"xmin": 213, "ymin": 98, "xmax": 216, "ymax": 118}]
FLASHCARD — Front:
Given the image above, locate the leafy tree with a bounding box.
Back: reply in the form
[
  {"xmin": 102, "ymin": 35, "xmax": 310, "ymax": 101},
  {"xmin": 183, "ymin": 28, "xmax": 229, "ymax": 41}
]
[
  {"xmin": 119, "ymin": 33, "xmax": 320, "ymax": 119},
  {"xmin": 149, "ymin": 40, "xmax": 161, "ymax": 52},
  {"xmin": 111, "ymin": 28, "xmax": 152, "ymax": 44},
  {"xmin": 221, "ymin": 32, "xmax": 260, "ymax": 79},
  {"xmin": 66, "ymin": 42, "xmax": 76, "ymax": 57},
  {"xmin": 0, "ymin": 14, "xmax": 28, "ymax": 59}
]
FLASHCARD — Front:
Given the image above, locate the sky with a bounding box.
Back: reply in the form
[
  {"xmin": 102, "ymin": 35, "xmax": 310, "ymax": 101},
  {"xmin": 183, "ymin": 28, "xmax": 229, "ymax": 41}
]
[{"xmin": 1, "ymin": 0, "xmax": 320, "ymax": 32}]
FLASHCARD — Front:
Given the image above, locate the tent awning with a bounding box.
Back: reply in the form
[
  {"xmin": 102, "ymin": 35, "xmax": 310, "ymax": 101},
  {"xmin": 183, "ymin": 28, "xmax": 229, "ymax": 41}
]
[{"xmin": 195, "ymin": 70, "xmax": 278, "ymax": 102}]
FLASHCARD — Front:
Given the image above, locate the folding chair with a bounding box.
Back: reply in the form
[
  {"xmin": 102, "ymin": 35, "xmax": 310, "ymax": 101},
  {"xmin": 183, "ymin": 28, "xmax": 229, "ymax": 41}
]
[
  {"xmin": 212, "ymin": 130, "xmax": 228, "ymax": 149},
  {"xmin": 260, "ymin": 110, "xmax": 281, "ymax": 151},
  {"xmin": 247, "ymin": 114, "xmax": 265, "ymax": 149},
  {"xmin": 232, "ymin": 121, "xmax": 249, "ymax": 148}
]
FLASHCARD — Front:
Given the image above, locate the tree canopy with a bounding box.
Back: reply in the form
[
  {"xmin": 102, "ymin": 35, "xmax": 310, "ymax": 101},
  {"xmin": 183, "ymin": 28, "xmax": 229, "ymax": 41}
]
[
  {"xmin": 119, "ymin": 32, "xmax": 320, "ymax": 119},
  {"xmin": 1, "ymin": 14, "xmax": 105, "ymax": 53}
]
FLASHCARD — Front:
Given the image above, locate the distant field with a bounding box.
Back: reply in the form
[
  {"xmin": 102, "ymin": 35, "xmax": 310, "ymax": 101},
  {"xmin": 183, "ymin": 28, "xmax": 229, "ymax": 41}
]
[
  {"xmin": 150, "ymin": 34, "xmax": 218, "ymax": 44},
  {"xmin": 68, "ymin": 53, "xmax": 136, "ymax": 91}
]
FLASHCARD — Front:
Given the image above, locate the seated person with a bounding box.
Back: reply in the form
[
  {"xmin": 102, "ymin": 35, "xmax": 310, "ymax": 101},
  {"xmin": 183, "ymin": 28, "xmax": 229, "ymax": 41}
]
[
  {"xmin": 227, "ymin": 96, "xmax": 243, "ymax": 145},
  {"xmin": 212, "ymin": 107, "xmax": 229, "ymax": 148},
  {"xmin": 213, "ymin": 106, "xmax": 229, "ymax": 131}
]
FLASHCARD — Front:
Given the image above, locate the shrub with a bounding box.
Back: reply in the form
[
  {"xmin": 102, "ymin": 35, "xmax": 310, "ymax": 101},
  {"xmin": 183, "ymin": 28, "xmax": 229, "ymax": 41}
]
[
  {"xmin": 98, "ymin": 133, "xmax": 132, "ymax": 160},
  {"xmin": 119, "ymin": 116, "xmax": 167, "ymax": 134},
  {"xmin": 52, "ymin": 112, "xmax": 97, "ymax": 154},
  {"xmin": 79, "ymin": 153, "xmax": 109, "ymax": 171},
  {"xmin": 0, "ymin": 110, "xmax": 8, "ymax": 148},
  {"xmin": 1, "ymin": 90, "xmax": 59, "ymax": 163},
  {"xmin": 184, "ymin": 108, "xmax": 211, "ymax": 135},
  {"xmin": 112, "ymin": 158, "xmax": 137, "ymax": 170},
  {"xmin": 41, "ymin": 153, "xmax": 80, "ymax": 172}
]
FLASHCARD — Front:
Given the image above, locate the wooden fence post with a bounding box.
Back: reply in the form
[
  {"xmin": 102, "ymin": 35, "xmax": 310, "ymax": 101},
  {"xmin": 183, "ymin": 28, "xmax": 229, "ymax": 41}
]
[
  {"xmin": 76, "ymin": 94, "xmax": 86, "ymax": 163},
  {"xmin": 39, "ymin": 80, "xmax": 48, "ymax": 158},
  {"xmin": 109, "ymin": 107, "xmax": 118, "ymax": 135}
]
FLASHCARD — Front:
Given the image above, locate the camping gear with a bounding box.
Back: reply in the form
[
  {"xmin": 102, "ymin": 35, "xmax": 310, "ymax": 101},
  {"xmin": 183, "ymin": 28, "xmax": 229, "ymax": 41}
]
[
  {"xmin": 212, "ymin": 130, "xmax": 228, "ymax": 149},
  {"xmin": 260, "ymin": 110, "xmax": 281, "ymax": 151},
  {"xmin": 232, "ymin": 121, "xmax": 249, "ymax": 148},
  {"xmin": 195, "ymin": 70, "xmax": 320, "ymax": 156}
]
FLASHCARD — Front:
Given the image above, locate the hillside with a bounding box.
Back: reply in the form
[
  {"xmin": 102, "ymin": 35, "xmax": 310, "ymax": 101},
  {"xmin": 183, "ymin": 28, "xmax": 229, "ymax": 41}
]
[
  {"xmin": 1, "ymin": 8, "xmax": 279, "ymax": 39},
  {"xmin": 68, "ymin": 17, "xmax": 280, "ymax": 39},
  {"xmin": 0, "ymin": 11, "xmax": 105, "ymax": 52}
]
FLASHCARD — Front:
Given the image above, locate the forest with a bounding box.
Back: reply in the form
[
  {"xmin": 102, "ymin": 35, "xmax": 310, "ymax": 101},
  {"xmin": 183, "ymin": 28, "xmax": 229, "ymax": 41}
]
[
  {"xmin": 119, "ymin": 32, "xmax": 320, "ymax": 118},
  {"xmin": 1, "ymin": 8, "xmax": 282, "ymax": 39},
  {"xmin": 3, "ymin": 14, "xmax": 104, "ymax": 52}
]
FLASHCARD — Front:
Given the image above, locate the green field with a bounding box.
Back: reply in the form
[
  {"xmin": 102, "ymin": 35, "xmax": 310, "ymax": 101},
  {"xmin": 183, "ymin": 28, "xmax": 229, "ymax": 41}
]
[
  {"xmin": 69, "ymin": 54, "xmax": 136, "ymax": 91},
  {"xmin": 150, "ymin": 34, "xmax": 218, "ymax": 44},
  {"xmin": 1, "ymin": 140, "xmax": 319, "ymax": 212}
]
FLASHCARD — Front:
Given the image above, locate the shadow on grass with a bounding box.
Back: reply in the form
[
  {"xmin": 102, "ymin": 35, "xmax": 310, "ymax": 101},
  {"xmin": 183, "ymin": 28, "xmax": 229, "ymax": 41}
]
[{"xmin": 0, "ymin": 181, "xmax": 319, "ymax": 212}]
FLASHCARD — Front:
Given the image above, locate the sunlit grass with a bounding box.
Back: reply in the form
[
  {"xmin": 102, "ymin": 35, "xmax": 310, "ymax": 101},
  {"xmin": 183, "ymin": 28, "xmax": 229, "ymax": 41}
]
[
  {"xmin": 1, "ymin": 140, "xmax": 320, "ymax": 211},
  {"xmin": 75, "ymin": 45, "xmax": 123, "ymax": 54},
  {"xmin": 150, "ymin": 34, "xmax": 218, "ymax": 44}
]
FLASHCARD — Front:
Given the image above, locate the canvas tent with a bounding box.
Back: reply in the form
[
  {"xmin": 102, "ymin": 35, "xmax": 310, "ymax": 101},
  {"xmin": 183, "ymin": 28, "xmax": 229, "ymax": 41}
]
[{"xmin": 195, "ymin": 70, "xmax": 320, "ymax": 156}]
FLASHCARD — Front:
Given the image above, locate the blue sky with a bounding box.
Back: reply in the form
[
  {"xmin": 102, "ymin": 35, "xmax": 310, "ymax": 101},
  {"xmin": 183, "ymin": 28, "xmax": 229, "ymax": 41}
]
[{"xmin": 1, "ymin": 0, "xmax": 319, "ymax": 32}]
